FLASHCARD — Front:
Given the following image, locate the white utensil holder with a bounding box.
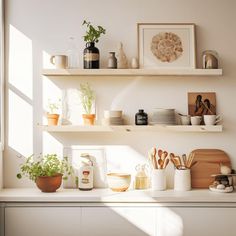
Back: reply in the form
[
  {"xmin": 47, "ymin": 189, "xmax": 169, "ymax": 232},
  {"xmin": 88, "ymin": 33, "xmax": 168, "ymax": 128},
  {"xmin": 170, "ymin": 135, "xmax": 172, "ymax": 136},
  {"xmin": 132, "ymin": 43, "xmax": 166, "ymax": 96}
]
[
  {"xmin": 174, "ymin": 169, "xmax": 191, "ymax": 191},
  {"xmin": 151, "ymin": 169, "xmax": 166, "ymax": 191}
]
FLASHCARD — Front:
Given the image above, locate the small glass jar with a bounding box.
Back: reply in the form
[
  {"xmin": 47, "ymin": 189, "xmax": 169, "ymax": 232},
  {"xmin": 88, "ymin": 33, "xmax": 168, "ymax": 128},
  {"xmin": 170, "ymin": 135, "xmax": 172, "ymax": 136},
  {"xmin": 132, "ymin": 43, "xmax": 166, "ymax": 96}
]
[
  {"xmin": 135, "ymin": 109, "xmax": 148, "ymax": 125},
  {"xmin": 134, "ymin": 164, "xmax": 150, "ymax": 189},
  {"xmin": 202, "ymin": 50, "xmax": 219, "ymax": 69}
]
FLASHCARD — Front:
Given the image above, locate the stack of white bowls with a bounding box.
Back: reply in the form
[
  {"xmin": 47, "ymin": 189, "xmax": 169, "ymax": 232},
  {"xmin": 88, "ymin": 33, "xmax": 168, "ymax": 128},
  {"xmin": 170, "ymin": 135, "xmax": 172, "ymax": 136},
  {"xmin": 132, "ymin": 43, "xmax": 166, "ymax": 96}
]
[
  {"xmin": 151, "ymin": 108, "xmax": 176, "ymax": 125},
  {"xmin": 102, "ymin": 110, "xmax": 124, "ymax": 126}
]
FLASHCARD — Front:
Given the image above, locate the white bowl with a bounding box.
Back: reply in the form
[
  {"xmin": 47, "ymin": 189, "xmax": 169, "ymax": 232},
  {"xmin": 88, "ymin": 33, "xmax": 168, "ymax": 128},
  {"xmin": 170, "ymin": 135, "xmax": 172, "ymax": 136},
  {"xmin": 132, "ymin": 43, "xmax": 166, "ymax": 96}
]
[
  {"xmin": 104, "ymin": 110, "xmax": 122, "ymax": 118},
  {"xmin": 107, "ymin": 173, "xmax": 131, "ymax": 192}
]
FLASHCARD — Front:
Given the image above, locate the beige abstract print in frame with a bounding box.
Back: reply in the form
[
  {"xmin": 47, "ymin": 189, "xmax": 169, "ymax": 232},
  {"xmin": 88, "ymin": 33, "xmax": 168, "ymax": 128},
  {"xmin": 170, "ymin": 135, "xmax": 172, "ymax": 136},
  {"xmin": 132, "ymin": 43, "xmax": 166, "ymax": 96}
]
[{"xmin": 138, "ymin": 23, "xmax": 196, "ymax": 69}]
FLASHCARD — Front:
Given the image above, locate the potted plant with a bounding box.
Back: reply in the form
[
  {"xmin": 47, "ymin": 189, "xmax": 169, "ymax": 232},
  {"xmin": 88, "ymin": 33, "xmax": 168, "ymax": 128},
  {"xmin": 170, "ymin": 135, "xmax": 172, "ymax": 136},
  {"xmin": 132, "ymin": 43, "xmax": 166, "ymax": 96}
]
[
  {"xmin": 80, "ymin": 82, "xmax": 96, "ymax": 125},
  {"xmin": 47, "ymin": 99, "xmax": 61, "ymax": 126},
  {"xmin": 82, "ymin": 20, "xmax": 106, "ymax": 69},
  {"xmin": 17, "ymin": 154, "xmax": 73, "ymax": 192}
]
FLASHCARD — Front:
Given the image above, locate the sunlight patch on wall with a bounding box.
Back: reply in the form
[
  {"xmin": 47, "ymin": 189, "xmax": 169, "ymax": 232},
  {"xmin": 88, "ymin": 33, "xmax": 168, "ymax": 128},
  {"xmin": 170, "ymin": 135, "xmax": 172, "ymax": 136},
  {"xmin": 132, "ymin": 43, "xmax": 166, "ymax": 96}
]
[
  {"xmin": 8, "ymin": 90, "xmax": 33, "ymax": 156},
  {"xmin": 43, "ymin": 132, "xmax": 63, "ymax": 156},
  {"xmin": 43, "ymin": 77, "xmax": 61, "ymax": 124},
  {"xmin": 106, "ymin": 145, "xmax": 147, "ymax": 177},
  {"xmin": 43, "ymin": 51, "xmax": 54, "ymax": 69},
  {"xmin": 8, "ymin": 25, "xmax": 32, "ymax": 99}
]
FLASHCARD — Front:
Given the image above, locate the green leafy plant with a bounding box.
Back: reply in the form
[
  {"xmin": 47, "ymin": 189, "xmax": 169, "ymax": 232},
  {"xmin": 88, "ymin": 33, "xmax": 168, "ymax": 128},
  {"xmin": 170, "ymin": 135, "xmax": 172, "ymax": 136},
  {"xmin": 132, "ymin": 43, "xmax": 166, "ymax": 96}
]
[
  {"xmin": 82, "ymin": 20, "xmax": 106, "ymax": 43},
  {"xmin": 17, "ymin": 154, "xmax": 73, "ymax": 182},
  {"xmin": 79, "ymin": 83, "xmax": 95, "ymax": 114},
  {"xmin": 48, "ymin": 99, "xmax": 61, "ymax": 114}
]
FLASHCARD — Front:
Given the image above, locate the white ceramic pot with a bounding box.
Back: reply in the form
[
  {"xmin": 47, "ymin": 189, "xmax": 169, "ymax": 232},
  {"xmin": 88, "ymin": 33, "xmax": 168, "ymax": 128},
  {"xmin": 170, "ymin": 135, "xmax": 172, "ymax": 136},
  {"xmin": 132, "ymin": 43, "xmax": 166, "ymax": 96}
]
[
  {"xmin": 174, "ymin": 169, "xmax": 191, "ymax": 191},
  {"xmin": 151, "ymin": 169, "xmax": 166, "ymax": 191},
  {"xmin": 107, "ymin": 173, "xmax": 131, "ymax": 192}
]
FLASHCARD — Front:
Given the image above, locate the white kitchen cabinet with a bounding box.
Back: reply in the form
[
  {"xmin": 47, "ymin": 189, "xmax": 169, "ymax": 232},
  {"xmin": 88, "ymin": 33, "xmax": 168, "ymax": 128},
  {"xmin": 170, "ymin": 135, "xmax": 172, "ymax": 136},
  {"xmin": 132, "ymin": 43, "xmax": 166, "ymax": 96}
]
[
  {"xmin": 5, "ymin": 207, "xmax": 82, "ymax": 236},
  {"xmin": 155, "ymin": 207, "xmax": 236, "ymax": 236},
  {"xmin": 81, "ymin": 207, "xmax": 156, "ymax": 236},
  {"xmin": 2, "ymin": 203, "xmax": 236, "ymax": 236}
]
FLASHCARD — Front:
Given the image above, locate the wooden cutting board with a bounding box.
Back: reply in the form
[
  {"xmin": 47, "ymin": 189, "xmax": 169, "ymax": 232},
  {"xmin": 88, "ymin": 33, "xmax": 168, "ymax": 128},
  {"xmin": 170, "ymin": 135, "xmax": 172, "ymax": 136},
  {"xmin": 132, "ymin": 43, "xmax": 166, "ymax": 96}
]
[{"xmin": 191, "ymin": 149, "xmax": 231, "ymax": 188}]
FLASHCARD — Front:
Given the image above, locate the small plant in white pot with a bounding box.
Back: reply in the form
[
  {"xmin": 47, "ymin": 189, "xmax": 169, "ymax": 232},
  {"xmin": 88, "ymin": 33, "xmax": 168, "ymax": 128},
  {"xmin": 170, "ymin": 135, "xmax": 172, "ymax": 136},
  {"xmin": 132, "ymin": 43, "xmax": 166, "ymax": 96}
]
[
  {"xmin": 47, "ymin": 99, "xmax": 61, "ymax": 126},
  {"xmin": 79, "ymin": 83, "xmax": 96, "ymax": 125}
]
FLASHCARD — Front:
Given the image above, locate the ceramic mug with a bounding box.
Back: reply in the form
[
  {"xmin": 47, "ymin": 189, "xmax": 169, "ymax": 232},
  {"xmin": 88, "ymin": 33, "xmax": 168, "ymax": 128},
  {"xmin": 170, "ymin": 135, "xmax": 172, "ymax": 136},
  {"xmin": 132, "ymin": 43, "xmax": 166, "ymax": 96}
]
[
  {"xmin": 190, "ymin": 116, "xmax": 202, "ymax": 125},
  {"xmin": 203, "ymin": 115, "xmax": 222, "ymax": 125},
  {"xmin": 180, "ymin": 115, "xmax": 191, "ymax": 125},
  {"xmin": 50, "ymin": 55, "xmax": 67, "ymax": 69}
]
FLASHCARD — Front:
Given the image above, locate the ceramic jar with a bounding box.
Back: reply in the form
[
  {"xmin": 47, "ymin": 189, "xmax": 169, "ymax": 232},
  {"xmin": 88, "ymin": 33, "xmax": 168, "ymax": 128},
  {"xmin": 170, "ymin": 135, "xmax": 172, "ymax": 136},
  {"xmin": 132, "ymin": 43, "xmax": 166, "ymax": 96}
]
[
  {"xmin": 151, "ymin": 169, "xmax": 166, "ymax": 191},
  {"xmin": 174, "ymin": 169, "xmax": 191, "ymax": 191},
  {"xmin": 107, "ymin": 52, "xmax": 117, "ymax": 69}
]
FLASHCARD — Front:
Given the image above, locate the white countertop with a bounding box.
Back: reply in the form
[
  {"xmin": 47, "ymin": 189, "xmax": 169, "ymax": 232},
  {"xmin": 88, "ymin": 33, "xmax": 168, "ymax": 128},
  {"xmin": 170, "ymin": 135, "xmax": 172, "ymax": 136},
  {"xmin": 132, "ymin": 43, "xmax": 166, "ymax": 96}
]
[{"xmin": 0, "ymin": 188, "xmax": 236, "ymax": 204}]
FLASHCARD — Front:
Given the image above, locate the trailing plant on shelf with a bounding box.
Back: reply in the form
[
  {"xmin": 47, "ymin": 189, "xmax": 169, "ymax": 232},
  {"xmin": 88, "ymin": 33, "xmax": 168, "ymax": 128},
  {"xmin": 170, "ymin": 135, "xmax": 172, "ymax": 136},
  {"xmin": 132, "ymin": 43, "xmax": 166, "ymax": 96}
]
[
  {"xmin": 47, "ymin": 99, "xmax": 61, "ymax": 126},
  {"xmin": 17, "ymin": 154, "xmax": 73, "ymax": 192},
  {"xmin": 79, "ymin": 82, "xmax": 96, "ymax": 125},
  {"xmin": 82, "ymin": 20, "xmax": 106, "ymax": 69}
]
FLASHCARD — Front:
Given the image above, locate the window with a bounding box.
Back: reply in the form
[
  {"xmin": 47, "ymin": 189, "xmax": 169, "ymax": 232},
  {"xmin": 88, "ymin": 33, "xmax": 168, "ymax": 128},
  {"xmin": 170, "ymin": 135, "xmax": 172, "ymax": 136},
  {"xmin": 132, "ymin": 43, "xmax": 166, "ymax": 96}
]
[{"xmin": 0, "ymin": 0, "xmax": 4, "ymax": 147}]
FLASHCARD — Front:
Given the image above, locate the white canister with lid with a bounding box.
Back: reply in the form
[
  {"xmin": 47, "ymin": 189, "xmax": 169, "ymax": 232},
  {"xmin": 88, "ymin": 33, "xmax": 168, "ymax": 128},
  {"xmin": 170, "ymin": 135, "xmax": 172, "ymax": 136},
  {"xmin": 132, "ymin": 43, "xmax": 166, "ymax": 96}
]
[{"xmin": 78, "ymin": 153, "xmax": 93, "ymax": 190}]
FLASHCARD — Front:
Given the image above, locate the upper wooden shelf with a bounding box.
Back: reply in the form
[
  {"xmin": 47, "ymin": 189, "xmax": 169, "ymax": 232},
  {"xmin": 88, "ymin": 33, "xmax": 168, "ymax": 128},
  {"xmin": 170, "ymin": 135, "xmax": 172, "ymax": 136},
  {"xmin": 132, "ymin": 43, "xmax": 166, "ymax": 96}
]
[
  {"xmin": 42, "ymin": 68, "xmax": 223, "ymax": 77},
  {"xmin": 40, "ymin": 125, "xmax": 223, "ymax": 133}
]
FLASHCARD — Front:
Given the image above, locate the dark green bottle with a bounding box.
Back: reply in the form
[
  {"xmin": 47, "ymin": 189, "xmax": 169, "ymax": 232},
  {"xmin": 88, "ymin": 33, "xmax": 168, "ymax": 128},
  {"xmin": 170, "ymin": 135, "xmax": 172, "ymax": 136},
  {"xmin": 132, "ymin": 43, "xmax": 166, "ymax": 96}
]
[{"xmin": 83, "ymin": 42, "xmax": 99, "ymax": 69}]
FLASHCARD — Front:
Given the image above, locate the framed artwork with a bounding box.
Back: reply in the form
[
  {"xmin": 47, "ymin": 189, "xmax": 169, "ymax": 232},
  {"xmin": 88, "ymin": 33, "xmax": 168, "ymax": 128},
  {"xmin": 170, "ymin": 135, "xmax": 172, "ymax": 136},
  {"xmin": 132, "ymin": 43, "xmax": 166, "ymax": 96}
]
[
  {"xmin": 138, "ymin": 23, "xmax": 196, "ymax": 69},
  {"xmin": 188, "ymin": 92, "xmax": 216, "ymax": 116}
]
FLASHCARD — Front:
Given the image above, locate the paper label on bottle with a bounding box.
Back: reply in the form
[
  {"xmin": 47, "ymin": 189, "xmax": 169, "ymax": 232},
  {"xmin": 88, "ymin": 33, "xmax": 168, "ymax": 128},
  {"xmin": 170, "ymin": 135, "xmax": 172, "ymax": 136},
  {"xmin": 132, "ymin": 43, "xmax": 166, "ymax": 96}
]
[
  {"xmin": 84, "ymin": 53, "xmax": 99, "ymax": 61},
  {"xmin": 82, "ymin": 170, "xmax": 90, "ymax": 184}
]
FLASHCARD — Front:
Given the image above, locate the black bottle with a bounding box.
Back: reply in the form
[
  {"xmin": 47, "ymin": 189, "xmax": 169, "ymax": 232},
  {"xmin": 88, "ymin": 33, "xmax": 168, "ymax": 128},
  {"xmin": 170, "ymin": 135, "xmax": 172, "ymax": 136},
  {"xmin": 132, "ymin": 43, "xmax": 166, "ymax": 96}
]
[
  {"xmin": 135, "ymin": 109, "xmax": 148, "ymax": 125},
  {"xmin": 83, "ymin": 42, "xmax": 99, "ymax": 69}
]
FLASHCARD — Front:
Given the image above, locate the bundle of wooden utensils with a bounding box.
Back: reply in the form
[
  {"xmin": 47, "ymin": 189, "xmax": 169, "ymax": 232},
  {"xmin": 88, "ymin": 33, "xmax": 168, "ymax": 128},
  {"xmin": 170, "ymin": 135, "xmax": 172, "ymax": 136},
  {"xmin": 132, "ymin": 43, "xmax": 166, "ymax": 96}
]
[
  {"xmin": 148, "ymin": 148, "xmax": 170, "ymax": 169},
  {"xmin": 170, "ymin": 152, "xmax": 196, "ymax": 170}
]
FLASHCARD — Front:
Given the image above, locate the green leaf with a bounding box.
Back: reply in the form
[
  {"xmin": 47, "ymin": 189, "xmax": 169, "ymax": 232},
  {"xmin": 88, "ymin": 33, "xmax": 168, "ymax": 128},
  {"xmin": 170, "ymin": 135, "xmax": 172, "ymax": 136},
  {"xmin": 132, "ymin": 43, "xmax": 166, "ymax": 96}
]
[{"xmin": 16, "ymin": 173, "xmax": 22, "ymax": 179}]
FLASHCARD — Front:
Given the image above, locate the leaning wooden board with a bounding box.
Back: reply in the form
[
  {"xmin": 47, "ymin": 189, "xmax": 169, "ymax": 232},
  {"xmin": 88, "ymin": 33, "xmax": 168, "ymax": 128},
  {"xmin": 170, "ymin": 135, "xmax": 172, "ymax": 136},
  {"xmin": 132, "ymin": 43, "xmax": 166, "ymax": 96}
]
[{"xmin": 191, "ymin": 149, "xmax": 231, "ymax": 188}]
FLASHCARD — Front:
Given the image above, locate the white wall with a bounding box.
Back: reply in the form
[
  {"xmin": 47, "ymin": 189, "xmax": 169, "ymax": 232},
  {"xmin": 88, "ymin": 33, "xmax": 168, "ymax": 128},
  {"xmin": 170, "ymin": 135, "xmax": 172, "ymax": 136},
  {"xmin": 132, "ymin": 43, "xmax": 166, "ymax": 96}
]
[{"xmin": 3, "ymin": 0, "xmax": 236, "ymax": 188}]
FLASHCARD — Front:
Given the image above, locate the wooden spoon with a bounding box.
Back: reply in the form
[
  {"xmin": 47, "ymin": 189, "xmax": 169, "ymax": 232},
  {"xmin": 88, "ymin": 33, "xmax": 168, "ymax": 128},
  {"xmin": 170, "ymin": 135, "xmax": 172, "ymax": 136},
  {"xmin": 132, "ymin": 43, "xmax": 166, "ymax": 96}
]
[
  {"xmin": 158, "ymin": 149, "xmax": 163, "ymax": 159},
  {"xmin": 163, "ymin": 158, "xmax": 169, "ymax": 169},
  {"xmin": 158, "ymin": 158, "xmax": 164, "ymax": 169}
]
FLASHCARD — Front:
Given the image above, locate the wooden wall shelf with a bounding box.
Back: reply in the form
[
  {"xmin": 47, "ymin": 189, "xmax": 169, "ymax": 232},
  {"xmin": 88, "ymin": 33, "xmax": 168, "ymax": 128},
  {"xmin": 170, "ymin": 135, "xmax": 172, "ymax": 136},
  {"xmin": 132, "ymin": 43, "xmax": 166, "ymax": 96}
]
[
  {"xmin": 42, "ymin": 68, "xmax": 223, "ymax": 77},
  {"xmin": 40, "ymin": 125, "xmax": 223, "ymax": 133}
]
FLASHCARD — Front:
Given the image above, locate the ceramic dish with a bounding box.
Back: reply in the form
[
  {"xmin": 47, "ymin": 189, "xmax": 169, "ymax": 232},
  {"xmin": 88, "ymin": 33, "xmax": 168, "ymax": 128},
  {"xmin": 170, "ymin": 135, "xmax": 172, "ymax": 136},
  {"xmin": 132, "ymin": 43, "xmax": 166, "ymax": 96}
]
[
  {"xmin": 107, "ymin": 173, "xmax": 131, "ymax": 192},
  {"xmin": 209, "ymin": 185, "xmax": 234, "ymax": 193}
]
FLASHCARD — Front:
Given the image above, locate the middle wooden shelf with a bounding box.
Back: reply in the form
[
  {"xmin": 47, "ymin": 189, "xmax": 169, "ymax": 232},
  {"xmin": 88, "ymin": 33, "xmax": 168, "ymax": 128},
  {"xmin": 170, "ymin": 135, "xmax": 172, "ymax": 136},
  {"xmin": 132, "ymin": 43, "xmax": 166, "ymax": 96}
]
[{"xmin": 40, "ymin": 125, "xmax": 223, "ymax": 133}]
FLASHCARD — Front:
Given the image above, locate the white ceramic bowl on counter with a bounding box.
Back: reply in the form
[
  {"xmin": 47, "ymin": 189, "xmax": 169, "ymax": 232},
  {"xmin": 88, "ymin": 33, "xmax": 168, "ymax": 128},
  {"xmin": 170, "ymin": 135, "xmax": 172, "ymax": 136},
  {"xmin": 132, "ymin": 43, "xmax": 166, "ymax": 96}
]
[{"xmin": 107, "ymin": 173, "xmax": 131, "ymax": 192}]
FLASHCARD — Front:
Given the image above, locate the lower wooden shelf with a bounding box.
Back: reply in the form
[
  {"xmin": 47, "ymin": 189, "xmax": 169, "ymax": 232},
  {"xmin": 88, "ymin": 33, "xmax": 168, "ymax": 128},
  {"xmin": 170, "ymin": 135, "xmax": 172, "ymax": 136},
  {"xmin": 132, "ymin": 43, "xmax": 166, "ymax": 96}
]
[{"xmin": 40, "ymin": 125, "xmax": 223, "ymax": 133}]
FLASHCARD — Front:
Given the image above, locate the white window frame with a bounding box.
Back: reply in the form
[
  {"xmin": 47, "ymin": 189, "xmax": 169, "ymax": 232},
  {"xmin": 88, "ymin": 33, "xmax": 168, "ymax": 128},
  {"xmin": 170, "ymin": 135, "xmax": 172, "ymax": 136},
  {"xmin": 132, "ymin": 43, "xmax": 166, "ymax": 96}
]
[{"xmin": 0, "ymin": 0, "xmax": 4, "ymax": 151}]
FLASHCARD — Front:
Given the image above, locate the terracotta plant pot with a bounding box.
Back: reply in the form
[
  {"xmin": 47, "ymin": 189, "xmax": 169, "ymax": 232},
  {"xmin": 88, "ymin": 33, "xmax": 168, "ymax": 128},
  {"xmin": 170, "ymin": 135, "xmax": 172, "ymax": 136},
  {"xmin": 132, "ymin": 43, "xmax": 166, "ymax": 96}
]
[
  {"xmin": 36, "ymin": 174, "xmax": 62, "ymax": 192},
  {"xmin": 82, "ymin": 114, "xmax": 95, "ymax": 125},
  {"xmin": 47, "ymin": 113, "xmax": 59, "ymax": 126}
]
